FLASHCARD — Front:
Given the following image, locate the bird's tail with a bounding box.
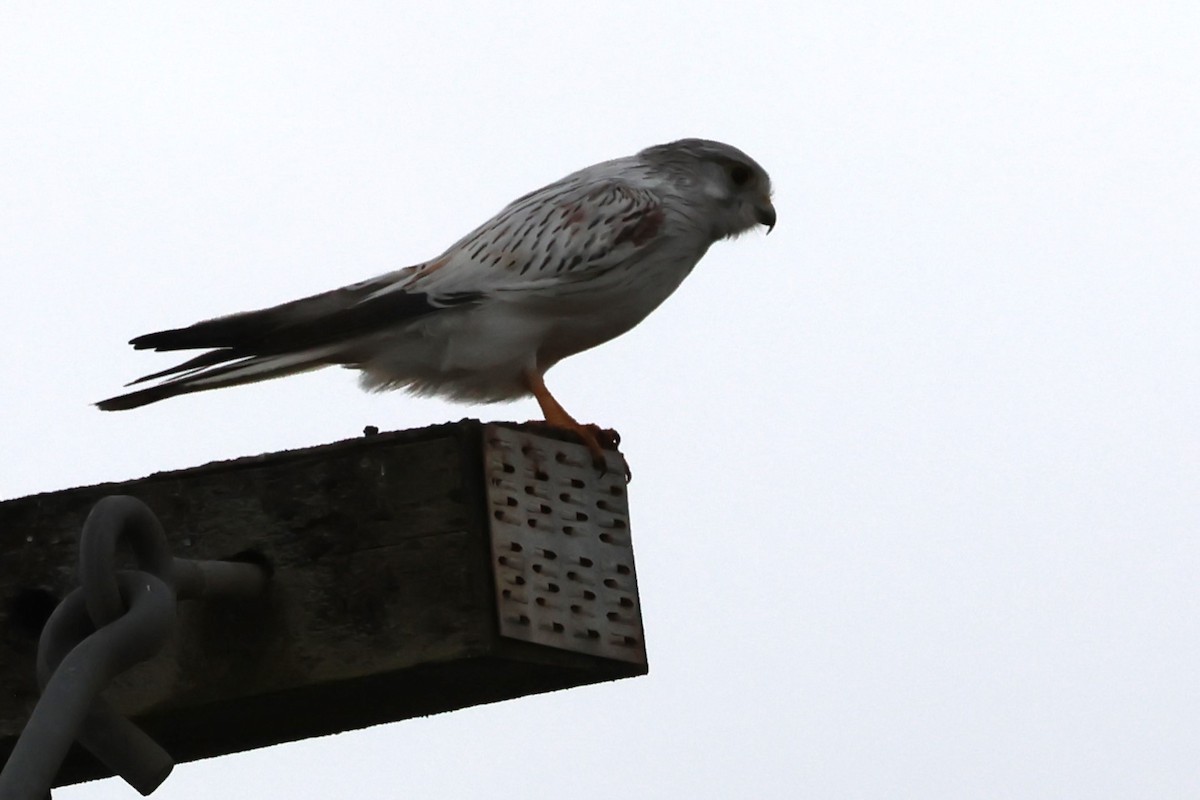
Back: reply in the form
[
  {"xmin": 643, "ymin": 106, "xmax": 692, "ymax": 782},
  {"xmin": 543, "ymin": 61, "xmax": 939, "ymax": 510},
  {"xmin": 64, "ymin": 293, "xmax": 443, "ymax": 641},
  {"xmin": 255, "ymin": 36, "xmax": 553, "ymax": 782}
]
[
  {"xmin": 95, "ymin": 349, "xmax": 336, "ymax": 411},
  {"xmin": 95, "ymin": 271, "xmax": 468, "ymax": 411}
]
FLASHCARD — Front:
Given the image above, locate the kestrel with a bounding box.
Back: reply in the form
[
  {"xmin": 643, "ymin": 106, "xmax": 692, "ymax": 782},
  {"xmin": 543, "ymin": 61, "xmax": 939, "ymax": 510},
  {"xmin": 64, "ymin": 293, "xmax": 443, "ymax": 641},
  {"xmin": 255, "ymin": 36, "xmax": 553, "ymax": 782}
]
[{"xmin": 97, "ymin": 138, "xmax": 775, "ymax": 467}]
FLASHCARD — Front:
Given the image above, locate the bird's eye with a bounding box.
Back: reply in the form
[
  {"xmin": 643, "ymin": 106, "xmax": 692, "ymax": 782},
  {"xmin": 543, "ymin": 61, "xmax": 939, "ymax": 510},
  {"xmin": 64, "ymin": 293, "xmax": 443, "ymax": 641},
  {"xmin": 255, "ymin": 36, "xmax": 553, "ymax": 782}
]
[{"xmin": 729, "ymin": 163, "xmax": 752, "ymax": 187}]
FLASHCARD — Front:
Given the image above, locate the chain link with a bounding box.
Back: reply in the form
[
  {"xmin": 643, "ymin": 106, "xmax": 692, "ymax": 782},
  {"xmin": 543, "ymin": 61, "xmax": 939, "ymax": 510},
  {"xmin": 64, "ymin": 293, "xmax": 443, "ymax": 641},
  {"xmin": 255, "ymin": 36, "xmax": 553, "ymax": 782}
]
[{"xmin": 0, "ymin": 495, "xmax": 268, "ymax": 799}]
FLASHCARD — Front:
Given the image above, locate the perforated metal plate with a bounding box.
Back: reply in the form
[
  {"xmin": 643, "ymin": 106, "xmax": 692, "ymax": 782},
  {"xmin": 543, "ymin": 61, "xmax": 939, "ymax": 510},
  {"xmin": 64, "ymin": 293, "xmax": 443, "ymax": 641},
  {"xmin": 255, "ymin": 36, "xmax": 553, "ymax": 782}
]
[{"xmin": 482, "ymin": 424, "xmax": 645, "ymax": 664}]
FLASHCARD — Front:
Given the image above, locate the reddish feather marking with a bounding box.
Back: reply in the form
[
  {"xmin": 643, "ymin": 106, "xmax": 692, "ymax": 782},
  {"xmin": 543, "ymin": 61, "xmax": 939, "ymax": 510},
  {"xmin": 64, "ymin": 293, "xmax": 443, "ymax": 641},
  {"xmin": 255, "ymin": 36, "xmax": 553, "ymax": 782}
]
[
  {"xmin": 614, "ymin": 208, "xmax": 665, "ymax": 246},
  {"xmin": 563, "ymin": 203, "xmax": 587, "ymax": 225}
]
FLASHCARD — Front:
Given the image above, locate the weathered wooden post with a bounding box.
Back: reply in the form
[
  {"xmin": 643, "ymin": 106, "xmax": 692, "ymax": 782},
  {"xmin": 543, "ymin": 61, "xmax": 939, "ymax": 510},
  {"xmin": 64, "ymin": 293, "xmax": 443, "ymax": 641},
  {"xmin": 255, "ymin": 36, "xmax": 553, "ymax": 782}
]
[{"xmin": 0, "ymin": 420, "xmax": 646, "ymax": 790}]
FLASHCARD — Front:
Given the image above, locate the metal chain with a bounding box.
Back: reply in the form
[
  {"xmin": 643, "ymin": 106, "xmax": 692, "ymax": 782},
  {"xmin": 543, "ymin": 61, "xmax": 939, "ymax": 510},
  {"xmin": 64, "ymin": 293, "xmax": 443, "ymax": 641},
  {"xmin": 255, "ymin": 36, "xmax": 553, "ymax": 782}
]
[{"xmin": 0, "ymin": 495, "xmax": 269, "ymax": 799}]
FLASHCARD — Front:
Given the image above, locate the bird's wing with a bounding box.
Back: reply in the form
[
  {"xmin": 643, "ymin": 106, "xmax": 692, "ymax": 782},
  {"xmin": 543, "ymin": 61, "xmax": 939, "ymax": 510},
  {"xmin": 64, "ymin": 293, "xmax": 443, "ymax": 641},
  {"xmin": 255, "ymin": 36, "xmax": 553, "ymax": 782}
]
[
  {"xmin": 368, "ymin": 178, "xmax": 668, "ymax": 302},
  {"xmin": 136, "ymin": 176, "xmax": 666, "ymax": 363},
  {"xmin": 97, "ymin": 177, "xmax": 667, "ymax": 409},
  {"xmin": 128, "ymin": 277, "xmax": 477, "ymax": 354}
]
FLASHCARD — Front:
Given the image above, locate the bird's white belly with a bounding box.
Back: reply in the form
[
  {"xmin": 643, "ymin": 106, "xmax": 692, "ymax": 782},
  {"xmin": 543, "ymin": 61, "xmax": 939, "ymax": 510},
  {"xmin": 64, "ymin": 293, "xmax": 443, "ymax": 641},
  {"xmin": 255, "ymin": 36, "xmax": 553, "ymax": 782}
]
[
  {"xmin": 357, "ymin": 248, "xmax": 700, "ymax": 403},
  {"xmin": 533, "ymin": 254, "xmax": 700, "ymax": 367},
  {"xmin": 354, "ymin": 303, "xmax": 543, "ymax": 401}
]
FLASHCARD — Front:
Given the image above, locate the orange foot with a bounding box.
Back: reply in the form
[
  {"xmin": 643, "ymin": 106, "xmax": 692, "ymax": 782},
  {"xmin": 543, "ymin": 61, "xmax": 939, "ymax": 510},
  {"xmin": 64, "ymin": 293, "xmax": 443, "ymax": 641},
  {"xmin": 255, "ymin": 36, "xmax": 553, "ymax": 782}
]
[
  {"xmin": 522, "ymin": 419, "xmax": 628, "ymax": 475},
  {"xmin": 522, "ymin": 369, "xmax": 631, "ymax": 481}
]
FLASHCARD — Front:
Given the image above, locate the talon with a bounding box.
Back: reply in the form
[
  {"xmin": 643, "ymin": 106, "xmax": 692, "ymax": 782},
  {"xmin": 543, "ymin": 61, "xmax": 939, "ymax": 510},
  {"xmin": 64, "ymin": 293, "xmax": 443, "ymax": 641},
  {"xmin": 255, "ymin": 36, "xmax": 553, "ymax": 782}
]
[
  {"xmin": 617, "ymin": 454, "xmax": 632, "ymax": 483},
  {"xmin": 581, "ymin": 424, "xmax": 621, "ymax": 450}
]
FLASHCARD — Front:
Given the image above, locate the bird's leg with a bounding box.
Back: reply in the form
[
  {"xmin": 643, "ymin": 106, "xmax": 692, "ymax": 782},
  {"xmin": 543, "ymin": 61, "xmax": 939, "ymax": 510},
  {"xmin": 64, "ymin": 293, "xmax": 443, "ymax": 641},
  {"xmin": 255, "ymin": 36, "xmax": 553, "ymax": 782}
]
[
  {"xmin": 523, "ymin": 368, "xmax": 582, "ymax": 429},
  {"xmin": 522, "ymin": 369, "xmax": 625, "ymax": 476}
]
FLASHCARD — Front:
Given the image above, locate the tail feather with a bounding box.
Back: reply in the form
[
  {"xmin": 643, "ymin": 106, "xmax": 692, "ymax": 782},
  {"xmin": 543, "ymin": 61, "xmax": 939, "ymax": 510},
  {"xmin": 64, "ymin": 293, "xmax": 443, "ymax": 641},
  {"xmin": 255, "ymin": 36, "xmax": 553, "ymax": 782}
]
[
  {"xmin": 124, "ymin": 348, "xmax": 244, "ymax": 386},
  {"xmin": 97, "ymin": 272, "xmax": 483, "ymax": 411},
  {"xmin": 96, "ymin": 381, "xmax": 204, "ymax": 411},
  {"xmin": 96, "ymin": 350, "xmax": 335, "ymax": 411}
]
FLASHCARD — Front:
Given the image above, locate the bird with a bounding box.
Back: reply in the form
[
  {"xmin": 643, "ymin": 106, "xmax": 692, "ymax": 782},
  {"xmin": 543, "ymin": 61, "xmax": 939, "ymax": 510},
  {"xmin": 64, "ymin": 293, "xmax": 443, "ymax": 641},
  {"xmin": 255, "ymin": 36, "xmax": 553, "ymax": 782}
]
[{"xmin": 97, "ymin": 138, "xmax": 775, "ymax": 468}]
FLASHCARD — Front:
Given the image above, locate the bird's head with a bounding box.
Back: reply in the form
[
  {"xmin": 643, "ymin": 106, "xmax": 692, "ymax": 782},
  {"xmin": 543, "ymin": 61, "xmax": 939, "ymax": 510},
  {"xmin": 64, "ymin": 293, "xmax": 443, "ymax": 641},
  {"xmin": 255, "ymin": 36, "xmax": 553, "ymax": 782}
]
[{"xmin": 640, "ymin": 138, "xmax": 775, "ymax": 241}]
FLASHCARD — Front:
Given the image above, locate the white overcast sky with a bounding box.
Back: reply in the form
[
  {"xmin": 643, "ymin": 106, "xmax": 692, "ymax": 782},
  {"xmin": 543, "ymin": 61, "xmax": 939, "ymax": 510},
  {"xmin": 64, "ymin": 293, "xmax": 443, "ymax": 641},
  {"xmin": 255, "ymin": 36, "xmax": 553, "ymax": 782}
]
[{"xmin": 2, "ymin": 2, "xmax": 1198, "ymax": 798}]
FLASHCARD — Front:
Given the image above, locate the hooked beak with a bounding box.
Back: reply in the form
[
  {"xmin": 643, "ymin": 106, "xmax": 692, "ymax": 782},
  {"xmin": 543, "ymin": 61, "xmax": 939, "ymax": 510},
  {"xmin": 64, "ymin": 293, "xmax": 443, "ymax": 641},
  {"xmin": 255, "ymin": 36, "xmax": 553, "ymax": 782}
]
[{"xmin": 754, "ymin": 199, "xmax": 776, "ymax": 233}]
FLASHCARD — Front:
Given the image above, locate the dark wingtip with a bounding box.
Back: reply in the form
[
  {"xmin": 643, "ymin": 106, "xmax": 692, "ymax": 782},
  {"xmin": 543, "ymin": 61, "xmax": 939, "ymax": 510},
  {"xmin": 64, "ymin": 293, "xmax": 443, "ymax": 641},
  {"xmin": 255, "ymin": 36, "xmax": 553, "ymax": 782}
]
[
  {"xmin": 130, "ymin": 331, "xmax": 170, "ymax": 350},
  {"xmin": 129, "ymin": 323, "xmax": 229, "ymax": 351}
]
